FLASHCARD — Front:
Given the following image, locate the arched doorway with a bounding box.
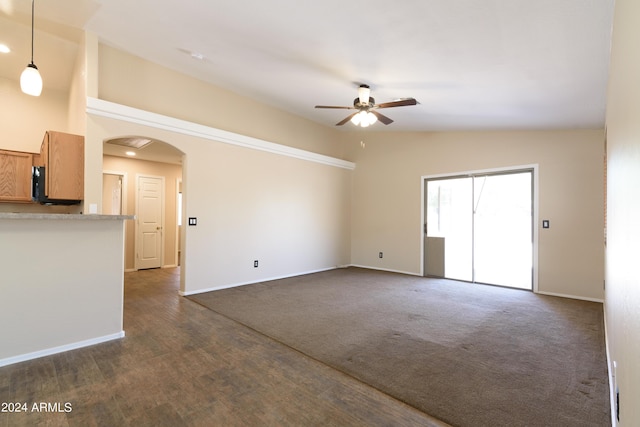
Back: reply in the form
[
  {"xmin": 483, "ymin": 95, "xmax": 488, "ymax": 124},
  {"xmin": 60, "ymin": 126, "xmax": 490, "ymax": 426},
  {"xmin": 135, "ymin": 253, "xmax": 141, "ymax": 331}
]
[{"xmin": 103, "ymin": 136, "xmax": 184, "ymax": 279}]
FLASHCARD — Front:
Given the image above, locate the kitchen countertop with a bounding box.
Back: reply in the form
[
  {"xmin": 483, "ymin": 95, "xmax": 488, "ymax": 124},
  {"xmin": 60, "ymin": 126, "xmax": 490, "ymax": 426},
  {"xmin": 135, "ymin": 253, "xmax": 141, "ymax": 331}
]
[{"xmin": 0, "ymin": 213, "xmax": 134, "ymax": 220}]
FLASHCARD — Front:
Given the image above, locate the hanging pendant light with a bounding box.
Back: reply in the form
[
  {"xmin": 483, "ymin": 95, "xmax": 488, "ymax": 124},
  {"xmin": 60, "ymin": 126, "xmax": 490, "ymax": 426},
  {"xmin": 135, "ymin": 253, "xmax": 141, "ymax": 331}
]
[{"xmin": 20, "ymin": 0, "xmax": 42, "ymax": 96}]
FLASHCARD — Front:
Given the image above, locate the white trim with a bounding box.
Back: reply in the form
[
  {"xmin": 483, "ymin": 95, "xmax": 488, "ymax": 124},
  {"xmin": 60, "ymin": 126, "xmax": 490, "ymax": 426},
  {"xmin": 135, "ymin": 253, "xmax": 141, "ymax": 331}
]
[
  {"xmin": 0, "ymin": 331, "xmax": 125, "ymax": 367},
  {"xmin": 603, "ymin": 305, "xmax": 617, "ymax": 427},
  {"xmin": 535, "ymin": 290, "xmax": 604, "ymax": 303},
  {"xmin": 421, "ymin": 164, "xmax": 539, "ymax": 180},
  {"xmin": 420, "ymin": 178, "xmax": 426, "ymax": 277},
  {"xmin": 175, "ymin": 177, "xmax": 182, "ymax": 269},
  {"xmin": 87, "ymin": 97, "xmax": 355, "ymax": 171},
  {"xmin": 349, "ymin": 264, "xmax": 422, "ymax": 277},
  {"xmin": 179, "ymin": 267, "xmax": 337, "ymax": 296},
  {"xmin": 532, "ymin": 165, "xmax": 540, "ymax": 294}
]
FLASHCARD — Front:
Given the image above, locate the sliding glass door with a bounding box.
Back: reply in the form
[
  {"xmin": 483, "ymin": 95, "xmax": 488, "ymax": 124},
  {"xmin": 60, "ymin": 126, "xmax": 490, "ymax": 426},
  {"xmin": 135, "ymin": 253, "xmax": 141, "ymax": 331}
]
[
  {"xmin": 472, "ymin": 172, "xmax": 532, "ymax": 289},
  {"xmin": 425, "ymin": 170, "xmax": 533, "ymax": 290},
  {"xmin": 426, "ymin": 177, "xmax": 473, "ymax": 282}
]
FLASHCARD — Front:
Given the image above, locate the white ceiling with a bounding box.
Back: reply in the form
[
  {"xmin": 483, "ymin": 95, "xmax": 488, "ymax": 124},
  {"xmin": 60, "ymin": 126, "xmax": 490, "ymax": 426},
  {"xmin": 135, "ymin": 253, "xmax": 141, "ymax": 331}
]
[{"xmin": 1, "ymin": 0, "xmax": 615, "ymax": 132}]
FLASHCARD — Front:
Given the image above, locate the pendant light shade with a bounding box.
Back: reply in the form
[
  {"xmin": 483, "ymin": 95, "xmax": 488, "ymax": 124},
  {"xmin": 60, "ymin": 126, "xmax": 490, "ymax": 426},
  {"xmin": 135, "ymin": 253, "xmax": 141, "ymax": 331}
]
[
  {"xmin": 21, "ymin": 0, "xmax": 42, "ymax": 97},
  {"xmin": 21, "ymin": 63, "xmax": 42, "ymax": 96}
]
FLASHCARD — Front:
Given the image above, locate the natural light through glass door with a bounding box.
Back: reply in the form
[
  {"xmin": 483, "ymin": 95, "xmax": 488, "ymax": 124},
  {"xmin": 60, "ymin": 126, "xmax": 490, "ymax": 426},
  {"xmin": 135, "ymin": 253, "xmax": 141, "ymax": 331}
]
[
  {"xmin": 425, "ymin": 170, "xmax": 533, "ymax": 290},
  {"xmin": 473, "ymin": 172, "xmax": 532, "ymax": 289},
  {"xmin": 426, "ymin": 177, "xmax": 473, "ymax": 282}
]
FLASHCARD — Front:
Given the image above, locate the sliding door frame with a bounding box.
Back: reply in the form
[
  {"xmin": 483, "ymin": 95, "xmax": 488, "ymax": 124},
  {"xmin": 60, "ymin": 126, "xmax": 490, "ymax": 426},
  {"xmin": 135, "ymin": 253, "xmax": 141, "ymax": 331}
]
[{"xmin": 420, "ymin": 164, "xmax": 539, "ymax": 292}]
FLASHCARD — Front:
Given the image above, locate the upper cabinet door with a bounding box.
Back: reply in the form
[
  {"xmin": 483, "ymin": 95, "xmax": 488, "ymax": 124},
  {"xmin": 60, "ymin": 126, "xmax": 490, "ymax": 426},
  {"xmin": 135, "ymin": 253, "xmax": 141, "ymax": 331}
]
[
  {"xmin": 41, "ymin": 131, "xmax": 84, "ymax": 200},
  {"xmin": 0, "ymin": 150, "xmax": 33, "ymax": 203}
]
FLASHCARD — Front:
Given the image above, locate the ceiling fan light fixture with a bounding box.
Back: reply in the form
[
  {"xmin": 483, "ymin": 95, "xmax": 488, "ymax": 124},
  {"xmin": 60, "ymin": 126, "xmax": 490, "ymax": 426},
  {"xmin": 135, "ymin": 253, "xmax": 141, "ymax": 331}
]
[
  {"xmin": 351, "ymin": 110, "xmax": 377, "ymax": 128},
  {"xmin": 21, "ymin": 0, "xmax": 42, "ymax": 97},
  {"xmin": 358, "ymin": 85, "xmax": 370, "ymax": 105},
  {"xmin": 358, "ymin": 111, "xmax": 371, "ymax": 127},
  {"xmin": 315, "ymin": 84, "xmax": 416, "ymax": 127}
]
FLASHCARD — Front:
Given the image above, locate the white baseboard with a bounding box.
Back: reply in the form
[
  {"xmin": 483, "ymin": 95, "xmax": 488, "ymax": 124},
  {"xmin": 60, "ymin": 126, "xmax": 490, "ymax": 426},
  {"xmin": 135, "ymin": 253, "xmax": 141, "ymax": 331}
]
[
  {"xmin": 349, "ymin": 264, "xmax": 422, "ymax": 277},
  {"xmin": 179, "ymin": 265, "xmax": 426, "ymax": 296},
  {"xmin": 535, "ymin": 290, "xmax": 604, "ymax": 303},
  {"xmin": 351, "ymin": 267, "xmax": 605, "ymax": 303},
  {"xmin": 0, "ymin": 331, "xmax": 125, "ymax": 368},
  {"xmin": 603, "ymin": 305, "xmax": 617, "ymax": 426},
  {"xmin": 180, "ymin": 267, "xmax": 338, "ymax": 296}
]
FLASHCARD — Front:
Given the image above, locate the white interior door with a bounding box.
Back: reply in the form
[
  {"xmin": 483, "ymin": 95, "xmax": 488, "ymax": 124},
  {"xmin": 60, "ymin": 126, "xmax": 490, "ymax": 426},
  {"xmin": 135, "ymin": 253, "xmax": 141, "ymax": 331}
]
[
  {"xmin": 137, "ymin": 175, "xmax": 164, "ymax": 270},
  {"xmin": 102, "ymin": 173, "xmax": 123, "ymax": 215}
]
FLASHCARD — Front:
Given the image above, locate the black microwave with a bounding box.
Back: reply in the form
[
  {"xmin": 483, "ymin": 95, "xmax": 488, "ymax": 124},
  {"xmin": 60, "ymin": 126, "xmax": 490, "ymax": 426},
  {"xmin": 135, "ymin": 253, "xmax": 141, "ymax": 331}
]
[{"xmin": 32, "ymin": 166, "xmax": 81, "ymax": 205}]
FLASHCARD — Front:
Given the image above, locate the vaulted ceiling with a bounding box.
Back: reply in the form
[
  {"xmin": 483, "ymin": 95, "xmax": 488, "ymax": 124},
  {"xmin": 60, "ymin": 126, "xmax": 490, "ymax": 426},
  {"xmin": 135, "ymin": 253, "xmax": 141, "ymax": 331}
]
[{"xmin": 1, "ymin": 0, "xmax": 615, "ymax": 131}]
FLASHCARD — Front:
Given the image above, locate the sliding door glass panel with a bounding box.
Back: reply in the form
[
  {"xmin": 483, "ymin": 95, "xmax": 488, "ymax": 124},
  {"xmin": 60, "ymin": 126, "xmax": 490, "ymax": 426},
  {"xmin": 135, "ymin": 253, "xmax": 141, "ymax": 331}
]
[
  {"xmin": 473, "ymin": 172, "xmax": 532, "ymax": 289},
  {"xmin": 426, "ymin": 177, "xmax": 473, "ymax": 281}
]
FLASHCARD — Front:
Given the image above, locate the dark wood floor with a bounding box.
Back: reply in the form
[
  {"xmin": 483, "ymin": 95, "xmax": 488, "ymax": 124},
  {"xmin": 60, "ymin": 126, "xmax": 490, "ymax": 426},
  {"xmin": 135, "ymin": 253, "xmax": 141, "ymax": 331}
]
[{"xmin": 0, "ymin": 268, "xmax": 448, "ymax": 426}]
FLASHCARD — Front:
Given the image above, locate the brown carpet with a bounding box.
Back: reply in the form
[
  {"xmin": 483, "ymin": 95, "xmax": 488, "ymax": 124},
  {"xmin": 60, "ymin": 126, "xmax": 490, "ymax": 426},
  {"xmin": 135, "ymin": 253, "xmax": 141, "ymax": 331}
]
[{"xmin": 188, "ymin": 267, "xmax": 610, "ymax": 427}]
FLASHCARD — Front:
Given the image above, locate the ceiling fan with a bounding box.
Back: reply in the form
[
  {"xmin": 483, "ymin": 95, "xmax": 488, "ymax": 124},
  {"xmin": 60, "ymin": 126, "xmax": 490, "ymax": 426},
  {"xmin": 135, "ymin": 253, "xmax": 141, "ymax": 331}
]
[{"xmin": 315, "ymin": 84, "xmax": 418, "ymax": 127}]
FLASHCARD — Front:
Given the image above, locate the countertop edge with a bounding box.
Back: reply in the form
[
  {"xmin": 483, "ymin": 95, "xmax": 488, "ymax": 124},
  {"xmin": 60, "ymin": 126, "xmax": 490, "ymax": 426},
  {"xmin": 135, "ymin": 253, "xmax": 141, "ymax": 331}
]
[{"xmin": 0, "ymin": 213, "xmax": 135, "ymax": 220}]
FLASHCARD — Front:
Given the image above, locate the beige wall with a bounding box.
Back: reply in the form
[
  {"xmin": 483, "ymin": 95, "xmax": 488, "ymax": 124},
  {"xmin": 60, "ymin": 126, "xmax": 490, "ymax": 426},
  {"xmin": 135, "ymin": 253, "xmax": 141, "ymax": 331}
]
[
  {"xmin": 87, "ymin": 43, "xmax": 353, "ymax": 292},
  {"xmin": 0, "ymin": 76, "xmax": 69, "ymax": 154},
  {"xmin": 89, "ymin": 113, "xmax": 352, "ymax": 294},
  {"xmin": 0, "ymin": 217, "xmax": 126, "ymax": 364},
  {"xmin": 342, "ymin": 129, "xmax": 605, "ymax": 301},
  {"xmin": 97, "ymin": 44, "xmax": 344, "ymax": 160},
  {"xmin": 605, "ymin": 0, "xmax": 640, "ymax": 424},
  {"xmin": 103, "ymin": 155, "xmax": 183, "ymax": 271},
  {"xmin": 67, "ymin": 32, "xmax": 90, "ymax": 135}
]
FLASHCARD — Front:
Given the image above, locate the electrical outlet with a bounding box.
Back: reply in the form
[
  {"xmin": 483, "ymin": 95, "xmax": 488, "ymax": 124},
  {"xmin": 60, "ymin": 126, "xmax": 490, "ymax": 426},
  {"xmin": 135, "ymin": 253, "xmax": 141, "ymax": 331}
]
[
  {"xmin": 254, "ymin": 260, "xmax": 259, "ymax": 268},
  {"xmin": 379, "ymin": 252, "xmax": 383, "ymax": 259}
]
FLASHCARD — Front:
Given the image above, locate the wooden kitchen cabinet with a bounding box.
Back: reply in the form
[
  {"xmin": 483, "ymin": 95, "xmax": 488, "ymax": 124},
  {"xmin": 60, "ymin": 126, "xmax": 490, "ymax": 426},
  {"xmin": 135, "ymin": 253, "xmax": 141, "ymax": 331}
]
[
  {"xmin": 37, "ymin": 131, "xmax": 84, "ymax": 201},
  {"xmin": 0, "ymin": 149, "xmax": 33, "ymax": 202}
]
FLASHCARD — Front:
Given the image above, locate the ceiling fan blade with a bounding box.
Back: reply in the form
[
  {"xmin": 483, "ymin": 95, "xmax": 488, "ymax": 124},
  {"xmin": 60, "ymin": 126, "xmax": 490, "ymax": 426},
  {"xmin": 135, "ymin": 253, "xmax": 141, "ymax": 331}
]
[
  {"xmin": 315, "ymin": 105, "xmax": 355, "ymax": 109},
  {"xmin": 370, "ymin": 110, "xmax": 394, "ymax": 125},
  {"xmin": 375, "ymin": 98, "xmax": 418, "ymax": 109},
  {"xmin": 336, "ymin": 112, "xmax": 358, "ymax": 126}
]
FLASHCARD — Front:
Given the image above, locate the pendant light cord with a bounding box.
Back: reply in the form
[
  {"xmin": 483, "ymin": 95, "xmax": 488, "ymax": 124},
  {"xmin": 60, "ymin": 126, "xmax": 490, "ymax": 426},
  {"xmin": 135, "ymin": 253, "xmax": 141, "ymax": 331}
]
[{"xmin": 30, "ymin": 0, "xmax": 35, "ymax": 65}]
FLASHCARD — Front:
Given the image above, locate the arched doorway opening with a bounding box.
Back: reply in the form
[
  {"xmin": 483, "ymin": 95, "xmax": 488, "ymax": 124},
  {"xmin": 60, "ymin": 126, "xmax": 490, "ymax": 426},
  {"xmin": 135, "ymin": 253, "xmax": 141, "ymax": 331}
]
[{"xmin": 103, "ymin": 136, "xmax": 185, "ymax": 281}]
